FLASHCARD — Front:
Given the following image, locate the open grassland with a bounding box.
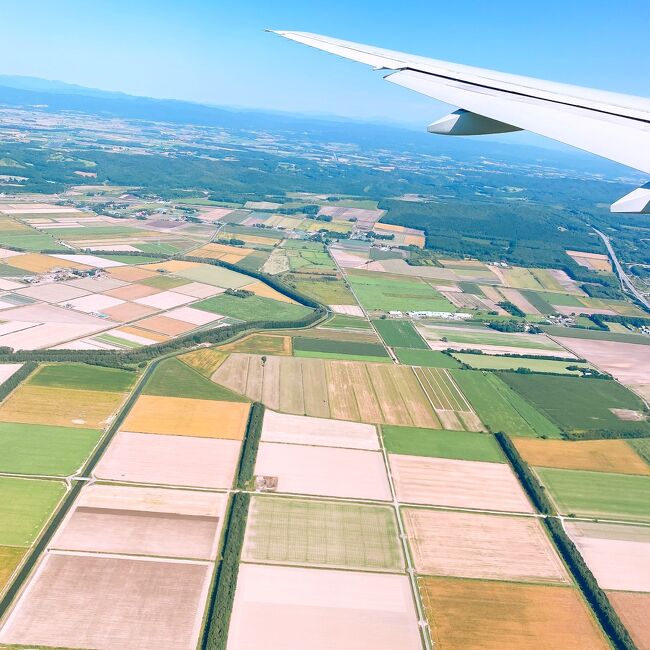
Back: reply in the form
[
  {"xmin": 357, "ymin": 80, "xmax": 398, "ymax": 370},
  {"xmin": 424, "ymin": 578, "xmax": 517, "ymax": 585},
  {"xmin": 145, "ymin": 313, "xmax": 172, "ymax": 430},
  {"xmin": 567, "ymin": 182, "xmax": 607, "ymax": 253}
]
[
  {"xmin": 501, "ymin": 373, "xmax": 650, "ymax": 435},
  {"xmin": 286, "ymin": 274, "xmax": 357, "ymax": 305},
  {"xmin": 373, "ymin": 319, "xmax": 428, "ymax": 348},
  {"xmin": 514, "ymin": 437, "xmax": 650, "ymax": 475},
  {"xmin": 0, "ymin": 385, "xmax": 125, "ymax": 429},
  {"xmin": 194, "ymin": 293, "xmax": 313, "ymax": 322},
  {"xmin": 0, "ymin": 477, "xmax": 66, "ymax": 546},
  {"xmin": 122, "ymin": 394, "xmax": 249, "ymax": 439},
  {"xmin": 27, "ymin": 363, "xmax": 137, "ymax": 393},
  {"xmin": 0, "ymin": 422, "xmax": 101, "ymax": 475},
  {"xmin": 543, "ymin": 324, "xmax": 650, "ymax": 345},
  {"xmin": 347, "ymin": 272, "xmax": 456, "ymax": 312},
  {"xmin": 608, "ymin": 591, "xmax": 650, "ymax": 650},
  {"xmin": 0, "ymin": 546, "xmax": 24, "ymax": 593},
  {"xmin": 321, "ymin": 314, "xmax": 372, "ymax": 330},
  {"xmin": 143, "ymin": 357, "xmax": 246, "ymax": 402},
  {"xmin": 404, "ymin": 509, "xmax": 568, "ymax": 584},
  {"xmin": 220, "ymin": 333, "xmax": 292, "ymax": 355},
  {"xmin": 242, "ymin": 496, "xmax": 403, "ymax": 572},
  {"xmin": 537, "ymin": 467, "xmax": 650, "ymax": 522},
  {"xmin": 178, "ymin": 347, "xmax": 227, "ymax": 377},
  {"xmin": 227, "ymin": 564, "xmax": 422, "ymax": 650},
  {"xmin": 453, "ymin": 353, "xmax": 593, "ymax": 375},
  {"xmin": 381, "ymin": 425, "xmax": 503, "ymax": 462},
  {"xmin": 394, "ymin": 348, "xmax": 462, "ymax": 368},
  {"xmin": 292, "ymin": 336, "xmax": 390, "ymax": 362},
  {"xmin": 419, "ymin": 576, "xmax": 608, "ymax": 650},
  {"xmin": 452, "ymin": 370, "xmax": 562, "ymax": 438}
]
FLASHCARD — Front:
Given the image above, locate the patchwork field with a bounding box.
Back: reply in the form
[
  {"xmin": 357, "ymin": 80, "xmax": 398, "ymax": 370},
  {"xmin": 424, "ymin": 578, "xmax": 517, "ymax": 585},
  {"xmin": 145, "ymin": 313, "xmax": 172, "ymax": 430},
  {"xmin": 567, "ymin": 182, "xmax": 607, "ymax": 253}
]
[
  {"xmin": 262, "ymin": 409, "xmax": 379, "ymax": 450},
  {"xmin": 565, "ymin": 521, "xmax": 650, "ymax": 592},
  {"xmin": 227, "ymin": 564, "xmax": 422, "ymax": 650},
  {"xmin": 608, "ymin": 591, "xmax": 650, "ymax": 650},
  {"xmin": 403, "ymin": 508, "xmax": 568, "ymax": 583},
  {"xmin": 389, "ymin": 455, "xmax": 533, "ymax": 512},
  {"xmin": 51, "ymin": 484, "xmax": 227, "ymax": 560},
  {"xmin": 537, "ymin": 467, "xmax": 650, "ymax": 522},
  {"xmin": 513, "ymin": 437, "xmax": 650, "ymax": 475},
  {"xmin": 254, "ymin": 442, "xmax": 391, "ymax": 501},
  {"xmin": 243, "ymin": 496, "xmax": 403, "ymax": 572},
  {"xmin": 94, "ymin": 431, "xmax": 241, "ymax": 489},
  {"xmin": 0, "ymin": 477, "xmax": 66, "ymax": 547},
  {"xmin": 0, "ymin": 552, "xmax": 212, "ymax": 650},
  {"xmin": 419, "ymin": 576, "xmax": 607, "ymax": 649},
  {"xmin": 381, "ymin": 425, "xmax": 503, "ymax": 462},
  {"xmin": 122, "ymin": 394, "xmax": 249, "ymax": 439}
]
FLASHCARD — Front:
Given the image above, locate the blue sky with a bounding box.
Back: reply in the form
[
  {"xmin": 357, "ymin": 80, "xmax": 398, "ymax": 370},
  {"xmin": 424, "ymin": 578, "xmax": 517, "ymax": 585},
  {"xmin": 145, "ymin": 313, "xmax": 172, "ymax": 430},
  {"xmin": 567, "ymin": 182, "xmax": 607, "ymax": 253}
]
[{"xmin": 3, "ymin": 0, "xmax": 649, "ymax": 129}]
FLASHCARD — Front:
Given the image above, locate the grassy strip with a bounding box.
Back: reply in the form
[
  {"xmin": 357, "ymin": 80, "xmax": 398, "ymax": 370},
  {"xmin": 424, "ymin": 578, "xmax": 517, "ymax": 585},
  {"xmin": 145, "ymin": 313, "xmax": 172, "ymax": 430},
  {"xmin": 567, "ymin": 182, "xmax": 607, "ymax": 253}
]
[
  {"xmin": 0, "ymin": 361, "xmax": 36, "ymax": 401},
  {"xmin": 203, "ymin": 492, "xmax": 250, "ymax": 650},
  {"xmin": 237, "ymin": 402, "xmax": 265, "ymax": 489},
  {"xmin": 494, "ymin": 432, "xmax": 637, "ymax": 650}
]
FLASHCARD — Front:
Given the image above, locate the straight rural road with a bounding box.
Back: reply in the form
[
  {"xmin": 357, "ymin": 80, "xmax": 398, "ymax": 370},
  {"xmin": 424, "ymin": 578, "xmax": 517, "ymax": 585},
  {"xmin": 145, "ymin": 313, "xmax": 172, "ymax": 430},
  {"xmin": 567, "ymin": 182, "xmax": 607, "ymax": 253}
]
[{"xmin": 593, "ymin": 228, "xmax": 650, "ymax": 310}]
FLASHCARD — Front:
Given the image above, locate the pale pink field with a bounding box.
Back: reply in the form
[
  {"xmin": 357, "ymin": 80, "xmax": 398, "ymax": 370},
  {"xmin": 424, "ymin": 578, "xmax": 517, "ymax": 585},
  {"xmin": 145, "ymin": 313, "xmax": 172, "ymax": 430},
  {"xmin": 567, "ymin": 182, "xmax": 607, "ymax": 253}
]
[
  {"xmin": 14, "ymin": 283, "xmax": 90, "ymax": 303},
  {"xmin": 227, "ymin": 564, "xmax": 422, "ymax": 650},
  {"xmin": 261, "ymin": 410, "xmax": 379, "ymax": 450},
  {"xmin": 330, "ymin": 304, "xmax": 365, "ymax": 316},
  {"xmin": 389, "ymin": 454, "xmax": 533, "ymax": 512},
  {"xmin": 0, "ymin": 322, "xmax": 112, "ymax": 350},
  {"xmin": 499, "ymin": 288, "xmax": 541, "ymax": 315},
  {"xmin": 403, "ymin": 508, "xmax": 568, "ymax": 584},
  {"xmin": 566, "ymin": 521, "xmax": 650, "ymax": 592},
  {"xmin": 94, "ymin": 431, "xmax": 241, "ymax": 489},
  {"xmin": 0, "ymin": 302, "xmax": 109, "ymax": 324},
  {"xmin": 255, "ymin": 442, "xmax": 391, "ymax": 501},
  {"xmin": 64, "ymin": 293, "xmax": 125, "ymax": 313},
  {"xmin": 554, "ymin": 305, "xmax": 616, "ymax": 316},
  {"xmin": 52, "ymin": 254, "xmax": 125, "ymax": 268},
  {"xmin": 66, "ymin": 276, "xmax": 128, "ymax": 291},
  {"xmin": 0, "ymin": 552, "xmax": 212, "ymax": 650},
  {"xmin": 555, "ymin": 337, "xmax": 650, "ymax": 384},
  {"xmin": 0, "ymin": 363, "xmax": 23, "ymax": 385},
  {"xmin": 172, "ymin": 281, "xmax": 224, "ymax": 298},
  {"xmin": 51, "ymin": 484, "xmax": 227, "ymax": 560},
  {"xmin": 165, "ymin": 305, "xmax": 222, "ymax": 326},
  {"xmin": 135, "ymin": 290, "xmax": 195, "ymax": 309}
]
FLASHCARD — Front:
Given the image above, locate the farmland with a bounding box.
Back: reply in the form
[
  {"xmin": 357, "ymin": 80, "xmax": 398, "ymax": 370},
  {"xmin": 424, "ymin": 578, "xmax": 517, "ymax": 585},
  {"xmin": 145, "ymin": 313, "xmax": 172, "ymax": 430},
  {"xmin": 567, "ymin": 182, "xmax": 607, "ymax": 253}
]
[
  {"xmin": 452, "ymin": 353, "xmax": 593, "ymax": 375},
  {"xmin": 374, "ymin": 319, "xmax": 428, "ymax": 348},
  {"xmin": 194, "ymin": 293, "xmax": 313, "ymax": 322},
  {"xmin": 242, "ymin": 496, "xmax": 403, "ymax": 572},
  {"xmin": 394, "ymin": 348, "xmax": 462, "ymax": 368},
  {"xmin": 28, "ymin": 363, "xmax": 137, "ymax": 392}
]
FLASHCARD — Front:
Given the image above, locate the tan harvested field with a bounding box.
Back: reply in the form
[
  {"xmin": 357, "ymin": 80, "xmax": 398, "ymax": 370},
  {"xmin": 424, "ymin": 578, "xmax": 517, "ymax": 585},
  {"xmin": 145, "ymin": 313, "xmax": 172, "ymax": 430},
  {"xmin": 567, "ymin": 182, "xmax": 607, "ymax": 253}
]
[
  {"xmin": 8, "ymin": 253, "xmax": 90, "ymax": 273},
  {"xmin": 567, "ymin": 250, "xmax": 613, "ymax": 272},
  {"xmin": 66, "ymin": 276, "xmax": 127, "ymax": 292},
  {"xmin": 94, "ymin": 431, "xmax": 240, "ymax": 488},
  {"xmin": 172, "ymin": 281, "xmax": 223, "ymax": 298},
  {"xmin": 51, "ymin": 484, "xmax": 226, "ymax": 560},
  {"xmin": 117, "ymin": 325, "xmax": 169, "ymax": 343},
  {"xmin": 403, "ymin": 508, "xmax": 568, "ymax": 584},
  {"xmin": 213, "ymin": 353, "xmax": 442, "ymax": 427},
  {"xmin": 220, "ymin": 334, "xmax": 292, "ymax": 355},
  {"xmin": 0, "ymin": 552, "xmax": 212, "ymax": 650},
  {"xmin": 135, "ymin": 290, "xmax": 194, "ymax": 309},
  {"xmin": 566, "ymin": 521, "xmax": 650, "ymax": 592},
  {"xmin": 419, "ymin": 576, "xmax": 607, "ymax": 650},
  {"xmin": 227, "ymin": 564, "xmax": 421, "ymax": 650},
  {"xmin": 122, "ymin": 395, "xmax": 249, "ymax": 439},
  {"xmin": 0, "ymin": 385, "xmax": 124, "ymax": 428},
  {"xmin": 65, "ymin": 293, "xmax": 125, "ymax": 313},
  {"xmin": 514, "ymin": 437, "xmax": 650, "ymax": 475},
  {"xmin": 262, "ymin": 409, "xmax": 379, "ymax": 450},
  {"xmin": 554, "ymin": 337, "xmax": 650, "ymax": 384},
  {"xmin": 607, "ymin": 591, "xmax": 650, "ymax": 650},
  {"xmin": 107, "ymin": 265, "xmax": 158, "ymax": 281},
  {"xmin": 389, "ymin": 454, "xmax": 533, "ymax": 512},
  {"xmin": 243, "ymin": 280, "xmax": 297, "ymax": 304},
  {"xmin": 14, "ymin": 283, "xmax": 90, "ymax": 303},
  {"xmin": 136, "ymin": 314, "xmax": 196, "ymax": 336},
  {"xmin": 101, "ymin": 301, "xmax": 158, "ymax": 321},
  {"xmin": 499, "ymin": 287, "xmax": 541, "ymax": 314},
  {"xmin": 180, "ymin": 347, "xmax": 228, "ymax": 376},
  {"xmin": 330, "ymin": 304, "xmax": 365, "ymax": 316},
  {"xmin": 255, "ymin": 441, "xmax": 391, "ymax": 501},
  {"xmin": 103, "ymin": 283, "xmax": 161, "ymax": 300}
]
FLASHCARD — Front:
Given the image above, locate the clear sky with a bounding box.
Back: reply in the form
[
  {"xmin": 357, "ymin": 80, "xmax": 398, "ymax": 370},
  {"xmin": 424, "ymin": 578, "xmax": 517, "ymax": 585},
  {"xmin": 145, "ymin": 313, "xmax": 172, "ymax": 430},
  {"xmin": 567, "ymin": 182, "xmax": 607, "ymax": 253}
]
[{"xmin": 3, "ymin": 0, "xmax": 649, "ymax": 129}]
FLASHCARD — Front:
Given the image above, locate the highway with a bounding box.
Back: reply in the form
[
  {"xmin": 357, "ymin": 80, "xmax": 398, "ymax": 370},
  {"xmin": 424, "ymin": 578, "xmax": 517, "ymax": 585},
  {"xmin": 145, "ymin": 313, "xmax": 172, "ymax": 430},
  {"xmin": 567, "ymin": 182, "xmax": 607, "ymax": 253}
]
[{"xmin": 593, "ymin": 228, "xmax": 650, "ymax": 311}]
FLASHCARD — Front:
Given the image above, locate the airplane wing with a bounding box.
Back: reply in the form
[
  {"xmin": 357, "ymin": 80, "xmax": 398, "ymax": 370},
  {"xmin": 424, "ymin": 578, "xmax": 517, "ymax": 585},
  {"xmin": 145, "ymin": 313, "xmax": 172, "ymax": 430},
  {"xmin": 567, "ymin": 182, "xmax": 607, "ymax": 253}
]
[{"xmin": 269, "ymin": 31, "xmax": 650, "ymax": 213}]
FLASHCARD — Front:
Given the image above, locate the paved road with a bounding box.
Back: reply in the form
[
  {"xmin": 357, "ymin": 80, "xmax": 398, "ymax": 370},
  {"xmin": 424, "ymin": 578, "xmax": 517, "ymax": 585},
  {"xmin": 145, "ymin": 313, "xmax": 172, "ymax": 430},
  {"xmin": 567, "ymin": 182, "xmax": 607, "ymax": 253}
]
[{"xmin": 593, "ymin": 228, "xmax": 650, "ymax": 311}]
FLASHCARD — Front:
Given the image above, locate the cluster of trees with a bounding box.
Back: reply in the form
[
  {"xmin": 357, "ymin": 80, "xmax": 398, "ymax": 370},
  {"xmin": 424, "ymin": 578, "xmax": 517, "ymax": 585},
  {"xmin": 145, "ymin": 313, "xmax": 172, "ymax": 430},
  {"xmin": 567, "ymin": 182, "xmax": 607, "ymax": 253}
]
[
  {"xmin": 488, "ymin": 319, "xmax": 542, "ymax": 333},
  {"xmin": 0, "ymin": 362, "xmax": 36, "ymax": 401},
  {"xmin": 497, "ymin": 302, "xmax": 526, "ymax": 318},
  {"xmin": 588, "ymin": 313, "xmax": 650, "ymax": 330},
  {"xmin": 236, "ymin": 402, "xmax": 264, "ymax": 489},
  {"xmin": 224, "ymin": 288, "xmax": 254, "ymax": 298}
]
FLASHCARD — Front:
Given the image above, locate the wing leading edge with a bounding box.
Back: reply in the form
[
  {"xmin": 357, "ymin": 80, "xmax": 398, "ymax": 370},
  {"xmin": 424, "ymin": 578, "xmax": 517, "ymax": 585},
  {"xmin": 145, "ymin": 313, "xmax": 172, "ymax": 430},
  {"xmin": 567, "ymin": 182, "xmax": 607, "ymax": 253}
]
[{"xmin": 269, "ymin": 30, "xmax": 650, "ymax": 213}]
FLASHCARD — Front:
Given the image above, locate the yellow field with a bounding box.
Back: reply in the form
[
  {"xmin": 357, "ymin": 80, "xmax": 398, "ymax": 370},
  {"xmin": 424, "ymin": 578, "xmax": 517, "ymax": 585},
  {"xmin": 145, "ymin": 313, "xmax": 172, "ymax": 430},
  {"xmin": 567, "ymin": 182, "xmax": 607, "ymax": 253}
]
[
  {"xmin": 374, "ymin": 223, "xmax": 407, "ymax": 233},
  {"xmin": 188, "ymin": 242, "xmax": 255, "ymax": 262},
  {"xmin": 179, "ymin": 347, "xmax": 228, "ymax": 376},
  {"xmin": 107, "ymin": 266, "xmax": 157, "ymax": 281},
  {"xmin": 242, "ymin": 281, "xmax": 297, "ymax": 304},
  {"xmin": 220, "ymin": 334, "xmax": 292, "ymax": 355},
  {"xmin": 0, "ymin": 546, "xmax": 24, "ymax": 592},
  {"xmin": 122, "ymin": 395, "xmax": 249, "ymax": 439},
  {"xmin": 235, "ymin": 234, "xmax": 281, "ymax": 246},
  {"xmin": 8, "ymin": 253, "xmax": 90, "ymax": 273},
  {"xmin": 513, "ymin": 437, "xmax": 650, "ymax": 475},
  {"xmin": 0, "ymin": 385, "xmax": 125, "ymax": 428},
  {"xmin": 404, "ymin": 235, "xmax": 425, "ymax": 248},
  {"xmin": 117, "ymin": 326, "xmax": 169, "ymax": 342}
]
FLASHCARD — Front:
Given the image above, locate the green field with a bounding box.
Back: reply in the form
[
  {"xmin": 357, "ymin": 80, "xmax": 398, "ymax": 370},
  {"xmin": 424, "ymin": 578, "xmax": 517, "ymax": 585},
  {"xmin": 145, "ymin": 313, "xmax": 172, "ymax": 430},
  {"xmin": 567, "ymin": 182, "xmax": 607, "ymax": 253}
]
[
  {"xmin": 451, "ymin": 370, "xmax": 562, "ymax": 438},
  {"xmin": 139, "ymin": 274, "xmax": 191, "ymax": 289},
  {"xmin": 292, "ymin": 336, "xmax": 389, "ymax": 362},
  {"xmin": 0, "ymin": 423, "xmax": 102, "ymax": 476},
  {"xmin": 533, "ymin": 292, "xmax": 585, "ymax": 307},
  {"xmin": 452, "ymin": 354, "xmax": 592, "ymax": 375},
  {"xmin": 381, "ymin": 425, "xmax": 504, "ymax": 462},
  {"xmin": 0, "ymin": 477, "xmax": 66, "ymax": 546},
  {"xmin": 629, "ymin": 438, "xmax": 650, "ymax": 465},
  {"xmin": 0, "ymin": 232, "xmax": 64, "ymax": 251},
  {"xmin": 536, "ymin": 467, "xmax": 650, "ymax": 522},
  {"xmin": 287, "ymin": 275, "xmax": 356, "ymax": 305},
  {"xmin": 394, "ymin": 348, "xmax": 462, "ymax": 368},
  {"xmin": 243, "ymin": 496, "xmax": 403, "ymax": 572},
  {"xmin": 374, "ymin": 319, "xmax": 428, "ymax": 349},
  {"xmin": 28, "ymin": 364, "xmax": 137, "ymax": 393},
  {"xmin": 421, "ymin": 325, "xmax": 562, "ymax": 351},
  {"xmin": 176, "ymin": 263, "xmax": 253, "ymax": 288},
  {"xmin": 143, "ymin": 358, "xmax": 246, "ymax": 401},
  {"xmin": 347, "ymin": 272, "xmax": 456, "ymax": 312},
  {"xmin": 500, "ymin": 373, "xmax": 650, "ymax": 435},
  {"xmin": 321, "ymin": 315, "xmax": 372, "ymax": 330},
  {"xmin": 194, "ymin": 293, "xmax": 313, "ymax": 322}
]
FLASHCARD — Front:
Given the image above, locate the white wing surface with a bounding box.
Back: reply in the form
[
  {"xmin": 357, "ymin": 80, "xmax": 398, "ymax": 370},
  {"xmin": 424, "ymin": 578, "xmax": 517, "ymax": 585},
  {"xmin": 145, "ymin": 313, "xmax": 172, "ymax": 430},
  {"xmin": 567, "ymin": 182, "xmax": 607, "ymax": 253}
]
[{"xmin": 269, "ymin": 31, "xmax": 650, "ymax": 212}]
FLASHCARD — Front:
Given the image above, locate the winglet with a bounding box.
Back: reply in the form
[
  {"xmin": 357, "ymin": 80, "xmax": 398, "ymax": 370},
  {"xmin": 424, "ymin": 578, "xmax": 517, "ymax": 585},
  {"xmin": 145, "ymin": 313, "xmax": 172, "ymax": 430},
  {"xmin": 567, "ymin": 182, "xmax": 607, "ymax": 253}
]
[{"xmin": 611, "ymin": 183, "xmax": 650, "ymax": 214}]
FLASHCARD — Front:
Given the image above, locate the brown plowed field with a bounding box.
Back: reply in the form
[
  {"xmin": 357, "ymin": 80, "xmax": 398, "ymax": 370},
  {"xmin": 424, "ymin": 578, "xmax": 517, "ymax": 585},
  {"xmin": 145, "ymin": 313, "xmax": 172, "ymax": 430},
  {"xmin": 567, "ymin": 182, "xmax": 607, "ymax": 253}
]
[
  {"xmin": 419, "ymin": 576, "xmax": 607, "ymax": 649},
  {"xmin": 607, "ymin": 591, "xmax": 650, "ymax": 650}
]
